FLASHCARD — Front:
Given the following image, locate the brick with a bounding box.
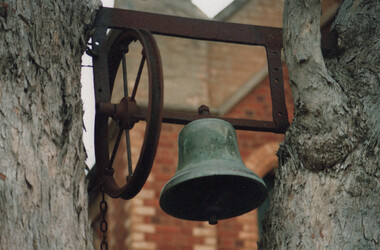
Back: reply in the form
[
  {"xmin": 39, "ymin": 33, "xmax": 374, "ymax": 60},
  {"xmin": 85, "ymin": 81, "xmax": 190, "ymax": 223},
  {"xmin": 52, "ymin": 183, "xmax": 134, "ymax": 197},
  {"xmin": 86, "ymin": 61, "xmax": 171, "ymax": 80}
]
[
  {"xmin": 242, "ymin": 222, "xmax": 259, "ymax": 232},
  {"xmin": 124, "ymin": 216, "xmax": 144, "ymax": 229},
  {"xmin": 123, "ymin": 200, "xmax": 132, "ymax": 210},
  {"xmin": 157, "ymin": 140, "xmax": 175, "ymax": 148},
  {"xmin": 131, "ymin": 241, "xmax": 156, "ymax": 250},
  {"xmin": 137, "ymin": 189, "xmax": 156, "ymax": 200},
  {"xmin": 217, "ymin": 238, "xmax": 235, "ymax": 249},
  {"xmin": 143, "ymin": 198, "xmax": 160, "ymax": 207},
  {"xmin": 186, "ymin": 236, "xmax": 204, "ymax": 245},
  {"xmin": 156, "ymin": 225, "xmax": 180, "ymax": 234},
  {"xmin": 204, "ymin": 237, "xmax": 217, "ymax": 246},
  {"xmin": 193, "ymin": 227, "xmax": 216, "ymax": 237},
  {"xmin": 239, "ymin": 231, "xmax": 259, "ymax": 241},
  {"xmin": 131, "ymin": 198, "xmax": 144, "ymax": 206},
  {"xmin": 133, "ymin": 206, "xmax": 156, "ymax": 216},
  {"xmin": 146, "ymin": 173, "xmax": 155, "ymax": 182},
  {"xmin": 129, "ymin": 232, "xmax": 145, "ymax": 241},
  {"xmin": 152, "ymin": 173, "xmax": 172, "ymax": 181},
  {"xmin": 193, "ymin": 245, "xmax": 217, "ymax": 250},
  {"xmin": 132, "ymin": 223, "xmax": 156, "ymax": 233},
  {"xmin": 243, "ymin": 240, "xmax": 259, "ymax": 249}
]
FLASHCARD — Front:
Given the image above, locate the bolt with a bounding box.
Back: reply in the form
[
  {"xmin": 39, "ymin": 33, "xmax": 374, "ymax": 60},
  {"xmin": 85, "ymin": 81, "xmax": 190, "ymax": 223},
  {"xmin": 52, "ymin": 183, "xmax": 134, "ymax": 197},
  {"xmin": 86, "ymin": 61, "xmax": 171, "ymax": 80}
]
[
  {"xmin": 198, "ymin": 105, "xmax": 210, "ymax": 115},
  {"xmin": 104, "ymin": 168, "xmax": 115, "ymax": 176}
]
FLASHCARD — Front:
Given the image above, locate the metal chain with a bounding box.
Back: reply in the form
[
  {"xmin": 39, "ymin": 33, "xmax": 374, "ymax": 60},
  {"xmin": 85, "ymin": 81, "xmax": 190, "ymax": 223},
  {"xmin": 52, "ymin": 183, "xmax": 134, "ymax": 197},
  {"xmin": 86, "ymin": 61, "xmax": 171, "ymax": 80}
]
[{"xmin": 100, "ymin": 188, "xmax": 108, "ymax": 250}]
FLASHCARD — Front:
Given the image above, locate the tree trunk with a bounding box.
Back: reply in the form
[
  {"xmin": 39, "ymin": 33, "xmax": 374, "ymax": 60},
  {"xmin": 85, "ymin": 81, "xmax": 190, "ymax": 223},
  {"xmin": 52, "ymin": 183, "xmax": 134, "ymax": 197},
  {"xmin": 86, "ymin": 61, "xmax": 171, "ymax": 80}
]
[
  {"xmin": 0, "ymin": 1, "xmax": 100, "ymax": 249},
  {"xmin": 261, "ymin": 0, "xmax": 379, "ymax": 249}
]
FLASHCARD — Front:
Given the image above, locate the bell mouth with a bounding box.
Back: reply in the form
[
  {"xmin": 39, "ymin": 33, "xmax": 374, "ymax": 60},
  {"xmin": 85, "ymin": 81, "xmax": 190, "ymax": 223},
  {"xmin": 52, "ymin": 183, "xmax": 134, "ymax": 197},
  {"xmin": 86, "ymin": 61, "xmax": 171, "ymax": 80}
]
[{"xmin": 159, "ymin": 164, "xmax": 268, "ymax": 223}]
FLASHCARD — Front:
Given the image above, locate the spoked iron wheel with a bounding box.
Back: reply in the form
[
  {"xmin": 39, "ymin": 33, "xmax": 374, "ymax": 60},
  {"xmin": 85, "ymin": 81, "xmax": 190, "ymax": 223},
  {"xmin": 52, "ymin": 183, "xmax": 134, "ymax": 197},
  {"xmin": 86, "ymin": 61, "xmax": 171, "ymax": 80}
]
[{"xmin": 94, "ymin": 28, "xmax": 163, "ymax": 199}]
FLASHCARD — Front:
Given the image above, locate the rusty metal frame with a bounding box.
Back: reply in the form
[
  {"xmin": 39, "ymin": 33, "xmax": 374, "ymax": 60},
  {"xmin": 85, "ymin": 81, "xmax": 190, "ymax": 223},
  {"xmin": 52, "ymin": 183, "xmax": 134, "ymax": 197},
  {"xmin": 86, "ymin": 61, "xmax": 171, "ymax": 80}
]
[
  {"xmin": 92, "ymin": 7, "xmax": 336, "ymax": 133},
  {"xmin": 89, "ymin": 7, "xmax": 337, "ymax": 199}
]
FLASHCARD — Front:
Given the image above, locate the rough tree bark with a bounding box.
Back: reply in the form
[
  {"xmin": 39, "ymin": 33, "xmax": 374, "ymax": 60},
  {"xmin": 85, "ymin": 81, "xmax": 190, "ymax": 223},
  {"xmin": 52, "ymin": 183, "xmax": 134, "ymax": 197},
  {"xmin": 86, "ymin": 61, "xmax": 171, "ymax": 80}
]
[
  {"xmin": 261, "ymin": 0, "xmax": 379, "ymax": 249},
  {"xmin": 0, "ymin": 1, "xmax": 100, "ymax": 249}
]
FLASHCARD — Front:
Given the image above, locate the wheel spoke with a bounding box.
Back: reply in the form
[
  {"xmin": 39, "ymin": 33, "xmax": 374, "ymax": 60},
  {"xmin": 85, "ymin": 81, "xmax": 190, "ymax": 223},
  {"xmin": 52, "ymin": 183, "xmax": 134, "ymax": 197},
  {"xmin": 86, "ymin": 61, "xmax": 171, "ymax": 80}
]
[
  {"xmin": 131, "ymin": 51, "xmax": 146, "ymax": 101},
  {"xmin": 122, "ymin": 51, "xmax": 129, "ymax": 97},
  {"xmin": 108, "ymin": 129, "xmax": 123, "ymax": 170},
  {"xmin": 125, "ymin": 130, "xmax": 133, "ymax": 178},
  {"xmin": 122, "ymin": 50, "xmax": 135, "ymax": 178}
]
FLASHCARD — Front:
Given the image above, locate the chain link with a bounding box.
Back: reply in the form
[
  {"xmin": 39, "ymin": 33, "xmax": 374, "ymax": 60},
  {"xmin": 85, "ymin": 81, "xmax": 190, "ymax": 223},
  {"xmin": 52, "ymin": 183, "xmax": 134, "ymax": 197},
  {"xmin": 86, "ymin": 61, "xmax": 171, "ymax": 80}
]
[{"xmin": 100, "ymin": 188, "xmax": 108, "ymax": 250}]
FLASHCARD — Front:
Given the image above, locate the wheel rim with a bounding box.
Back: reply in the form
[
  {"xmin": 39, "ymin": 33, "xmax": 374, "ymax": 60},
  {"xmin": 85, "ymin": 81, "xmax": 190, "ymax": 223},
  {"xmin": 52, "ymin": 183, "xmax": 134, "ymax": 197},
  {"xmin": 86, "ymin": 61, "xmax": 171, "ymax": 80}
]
[{"xmin": 94, "ymin": 28, "xmax": 163, "ymax": 199}]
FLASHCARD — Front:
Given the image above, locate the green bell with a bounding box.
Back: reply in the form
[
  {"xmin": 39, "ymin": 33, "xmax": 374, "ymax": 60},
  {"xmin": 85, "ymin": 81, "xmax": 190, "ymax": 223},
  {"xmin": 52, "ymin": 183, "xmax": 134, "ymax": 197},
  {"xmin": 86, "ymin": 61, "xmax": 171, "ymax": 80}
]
[{"xmin": 159, "ymin": 118, "xmax": 268, "ymax": 225}]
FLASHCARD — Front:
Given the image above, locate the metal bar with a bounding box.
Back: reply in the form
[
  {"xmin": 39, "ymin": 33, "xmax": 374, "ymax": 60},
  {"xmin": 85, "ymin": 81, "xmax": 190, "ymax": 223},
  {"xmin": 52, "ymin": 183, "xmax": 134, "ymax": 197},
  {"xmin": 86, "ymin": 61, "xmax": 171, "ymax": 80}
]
[
  {"xmin": 95, "ymin": 7, "xmax": 336, "ymax": 51},
  {"xmin": 132, "ymin": 109, "xmax": 278, "ymax": 132},
  {"xmin": 131, "ymin": 54, "xmax": 146, "ymax": 101},
  {"xmin": 266, "ymin": 48, "xmax": 289, "ymax": 133},
  {"xmin": 92, "ymin": 26, "xmax": 110, "ymax": 103},
  {"xmin": 163, "ymin": 111, "xmax": 278, "ymax": 132},
  {"xmin": 109, "ymin": 129, "xmax": 123, "ymax": 170},
  {"xmin": 122, "ymin": 52, "xmax": 128, "ymax": 96},
  {"xmin": 95, "ymin": 7, "xmax": 283, "ymax": 48}
]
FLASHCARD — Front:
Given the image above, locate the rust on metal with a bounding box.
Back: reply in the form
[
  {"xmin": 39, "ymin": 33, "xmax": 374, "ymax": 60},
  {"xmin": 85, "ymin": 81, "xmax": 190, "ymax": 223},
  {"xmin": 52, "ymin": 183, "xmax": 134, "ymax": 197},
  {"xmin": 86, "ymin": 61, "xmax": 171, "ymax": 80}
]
[
  {"xmin": 95, "ymin": 7, "xmax": 336, "ymax": 51},
  {"xmin": 130, "ymin": 108, "xmax": 278, "ymax": 133},
  {"xmin": 96, "ymin": 8, "xmax": 283, "ymax": 48},
  {"xmin": 97, "ymin": 97, "xmax": 139, "ymax": 130}
]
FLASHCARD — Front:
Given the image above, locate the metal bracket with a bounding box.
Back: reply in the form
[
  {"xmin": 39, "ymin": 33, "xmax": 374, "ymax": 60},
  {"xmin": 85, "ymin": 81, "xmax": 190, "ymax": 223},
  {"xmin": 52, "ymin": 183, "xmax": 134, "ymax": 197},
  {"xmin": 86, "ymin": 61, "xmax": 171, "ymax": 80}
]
[{"xmin": 92, "ymin": 7, "xmax": 337, "ymax": 134}]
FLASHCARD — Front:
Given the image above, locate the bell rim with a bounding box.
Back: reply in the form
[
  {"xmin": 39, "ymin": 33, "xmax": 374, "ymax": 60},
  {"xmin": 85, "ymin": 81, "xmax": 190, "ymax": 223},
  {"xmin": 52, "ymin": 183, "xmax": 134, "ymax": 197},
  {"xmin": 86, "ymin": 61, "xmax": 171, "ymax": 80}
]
[
  {"xmin": 159, "ymin": 164, "xmax": 268, "ymax": 222},
  {"xmin": 160, "ymin": 175, "xmax": 268, "ymax": 222}
]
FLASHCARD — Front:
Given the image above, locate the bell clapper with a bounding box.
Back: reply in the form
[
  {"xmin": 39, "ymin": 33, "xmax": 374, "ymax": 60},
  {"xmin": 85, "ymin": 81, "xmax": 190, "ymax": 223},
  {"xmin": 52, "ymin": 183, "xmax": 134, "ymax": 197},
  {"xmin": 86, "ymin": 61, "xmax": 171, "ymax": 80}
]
[
  {"xmin": 206, "ymin": 206, "xmax": 219, "ymax": 225},
  {"xmin": 209, "ymin": 214, "xmax": 218, "ymax": 225}
]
